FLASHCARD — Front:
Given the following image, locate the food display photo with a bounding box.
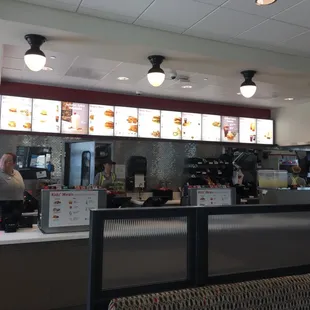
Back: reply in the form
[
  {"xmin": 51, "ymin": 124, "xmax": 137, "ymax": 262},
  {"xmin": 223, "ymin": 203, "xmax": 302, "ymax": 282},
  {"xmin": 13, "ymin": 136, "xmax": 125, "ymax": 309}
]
[
  {"xmin": 0, "ymin": 96, "xmax": 32, "ymax": 131},
  {"xmin": 114, "ymin": 107, "xmax": 138, "ymax": 137},
  {"xmin": 61, "ymin": 102, "xmax": 88, "ymax": 135},
  {"xmin": 257, "ymin": 119, "xmax": 274, "ymax": 144},
  {"xmin": 202, "ymin": 114, "xmax": 221, "ymax": 142},
  {"xmin": 160, "ymin": 110, "xmax": 182, "ymax": 140},
  {"xmin": 221, "ymin": 116, "xmax": 239, "ymax": 143},
  {"xmin": 32, "ymin": 99, "xmax": 61, "ymax": 133},
  {"xmin": 89, "ymin": 105, "xmax": 114, "ymax": 136},
  {"xmin": 138, "ymin": 108, "xmax": 161, "ymax": 138},
  {"xmin": 239, "ymin": 117, "xmax": 256, "ymax": 144},
  {"xmin": 182, "ymin": 112, "xmax": 202, "ymax": 140}
]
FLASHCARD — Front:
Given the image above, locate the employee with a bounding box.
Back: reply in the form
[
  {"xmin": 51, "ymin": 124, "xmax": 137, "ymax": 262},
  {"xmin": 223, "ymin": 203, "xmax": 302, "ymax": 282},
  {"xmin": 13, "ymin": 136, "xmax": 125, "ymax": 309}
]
[
  {"xmin": 288, "ymin": 166, "xmax": 306, "ymax": 187},
  {"xmin": 0, "ymin": 153, "xmax": 25, "ymax": 200},
  {"xmin": 94, "ymin": 159, "xmax": 117, "ymax": 188}
]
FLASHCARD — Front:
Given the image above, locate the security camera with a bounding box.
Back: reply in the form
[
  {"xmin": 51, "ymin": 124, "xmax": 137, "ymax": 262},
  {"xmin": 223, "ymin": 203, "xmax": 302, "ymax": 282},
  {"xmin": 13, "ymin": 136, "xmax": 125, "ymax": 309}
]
[{"xmin": 136, "ymin": 91, "xmax": 142, "ymax": 96}]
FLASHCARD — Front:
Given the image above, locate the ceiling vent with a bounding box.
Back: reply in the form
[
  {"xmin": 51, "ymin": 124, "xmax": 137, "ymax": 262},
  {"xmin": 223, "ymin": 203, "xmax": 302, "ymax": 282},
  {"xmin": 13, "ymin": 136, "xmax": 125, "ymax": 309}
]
[{"xmin": 65, "ymin": 66, "xmax": 106, "ymax": 80}]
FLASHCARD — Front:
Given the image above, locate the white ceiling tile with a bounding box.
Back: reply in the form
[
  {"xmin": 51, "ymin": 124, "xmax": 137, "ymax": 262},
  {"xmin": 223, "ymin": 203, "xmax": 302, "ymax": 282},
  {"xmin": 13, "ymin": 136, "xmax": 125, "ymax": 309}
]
[
  {"xmin": 79, "ymin": 0, "xmax": 154, "ymax": 21},
  {"xmin": 236, "ymin": 19, "xmax": 308, "ymax": 45},
  {"xmin": 2, "ymin": 68, "xmax": 22, "ymax": 81},
  {"xmin": 2, "ymin": 57, "xmax": 25, "ymax": 70},
  {"xmin": 223, "ymin": 0, "xmax": 304, "ymax": 18},
  {"xmin": 18, "ymin": 0, "xmax": 81, "ymax": 12},
  {"xmin": 281, "ymin": 31, "xmax": 310, "ymax": 53},
  {"xmin": 273, "ymin": 1, "xmax": 310, "ymax": 29},
  {"xmin": 185, "ymin": 7, "xmax": 266, "ymax": 38},
  {"xmin": 193, "ymin": 0, "xmax": 228, "ymax": 6},
  {"xmin": 135, "ymin": 0, "xmax": 216, "ymax": 31},
  {"xmin": 134, "ymin": 19, "xmax": 186, "ymax": 34},
  {"xmin": 71, "ymin": 57, "xmax": 121, "ymax": 71},
  {"xmin": 3, "ymin": 45, "xmax": 25, "ymax": 58}
]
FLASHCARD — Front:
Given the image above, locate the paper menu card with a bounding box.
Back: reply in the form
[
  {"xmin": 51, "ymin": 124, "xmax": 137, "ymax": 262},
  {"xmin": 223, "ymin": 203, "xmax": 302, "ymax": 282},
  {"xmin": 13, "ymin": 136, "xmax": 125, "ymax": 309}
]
[
  {"xmin": 221, "ymin": 116, "xmax": 239, "ymax": 143},
  {"xmin": 257, "ymin": 119, "xmax": 274, "ymax": 144},
  {"xmin": 160, "ymin": 110, "xmax": 182, "ymax": 140},
  {"xmin": 89, "ymin": 105, "xmax": 114, "ymax": 136},
  {"xmin": 0, "ymin": 96, "xmax": 33, "ymax": 131},
  {"xmin": 197, "ymin": 189, "xmax": 232, "ymax": 206},
  {"xmin": 202, "ymin": 114, "xmax": 221, "ymax": 142},
  {"xmin": 114, "ymin": 106, "xmax": 138, "ymax": 137},
  {"xmin": 32, "ymin": 99, "xmax": 61, "ymax": 133},
  {"xmin": 138, "ymin": 108, "xmax": 161, "ymax": 138},
  {"xmin": 239, "ymin": 117, "xmax": 257, "ymax": 144},
  {"xmin": 182, "ymin": 112, "xmax": 202, "ymax": 140}
]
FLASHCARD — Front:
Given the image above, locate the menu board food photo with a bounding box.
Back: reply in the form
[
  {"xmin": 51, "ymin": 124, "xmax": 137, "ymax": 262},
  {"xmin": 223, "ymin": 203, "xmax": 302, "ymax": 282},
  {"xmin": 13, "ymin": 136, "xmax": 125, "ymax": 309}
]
[
  {"xmin": 257, "ymin": 119, "xmax": 274, "ymax": 144},
  {"xmin": 182, "ymin": 112, "xmax": 202, "ymax": 140},
  {"xmin": 202, "ymin": 114, "xmax": 221, "ymax": 142},
  {"xmin": 32, "ymin": 99, "xmax": 61, "ymax": 133},
  {"xmin": 239, "ymin": 117, "xmax": 256, "ymax": 144},
  {"xmin": 0, "ymin": 96, "xmax": 32, "ymax": 131},
  {"xmin": 160, "ymin": 110, "xmax": 182, "ymax": 140},
  {"xmin": 61, "ymin": 102, "xmax": 88, "ymax": 135},
  {"xmin": 138, "ymin": 108, "xmax": 161, "ymax": 138},
  {"xmin": 114, "ymin": 106, "xmax": 138, "ymax": 137},
  {"xmin": 221, "ymin": 116, "xmax": 239, "ymax": 143},
  {"xmin": 89, "ymin": 105, "xmax": 114, "ymax": 136}
]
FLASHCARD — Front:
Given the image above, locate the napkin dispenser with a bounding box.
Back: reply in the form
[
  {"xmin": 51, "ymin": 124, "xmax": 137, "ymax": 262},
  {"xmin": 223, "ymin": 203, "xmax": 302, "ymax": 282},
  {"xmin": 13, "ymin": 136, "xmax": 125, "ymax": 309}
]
[{"xmin": 126, "ymin": 156, "xmax": 147, "ymax": 191}]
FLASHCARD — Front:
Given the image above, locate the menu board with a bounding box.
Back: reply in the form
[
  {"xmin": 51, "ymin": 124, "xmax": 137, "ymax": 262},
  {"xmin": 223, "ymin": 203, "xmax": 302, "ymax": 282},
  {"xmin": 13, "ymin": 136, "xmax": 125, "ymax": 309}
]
[
  {"xmin": 138, "ymin": 108, "xmax": 161, "ymax": 138},
  {"xmin": 257, "ymin": 119, "xmax": 274, "ymax": 144},
  {"xmin": 197, "ymin": 189, "xmax": 232, "ymax": 206},
  {"xmin": 61, "ymin": 102, "xmax": 88, "ymax": 135},
  {"xmin": 221, "ymin": 116, "xmax": 239, "ymax": 143},
  {"xmin": 182, "ymin": 112, "xmax": 202, "ymax": 140},
  {"xmin": 48, "ymin": 191, "xmax": 98, "ymax": 228},
  {"xmin": 202, "ymin": 114, "xmax": 221, "ymax": 142},
  {"xmin": 239, "ymin": 117, "xmax": 257, "ymax": 144},
  {"xmin": 114, "ymin": 107, "xmax": 138, "ymax": 137},
  {"xmin": 160, "ymin": 110, "xmax": 182, "ymax": 140},
  {"xmin": 32, "ymin": 99, "xmax": 61, "ymax": 133},
  {"xmin": 0, "ymin": 96, "xmax": 32, "ymax": 131},
  {"xmin": 89, "ymin": 105, "xmax": 114, "ymax": 136}
]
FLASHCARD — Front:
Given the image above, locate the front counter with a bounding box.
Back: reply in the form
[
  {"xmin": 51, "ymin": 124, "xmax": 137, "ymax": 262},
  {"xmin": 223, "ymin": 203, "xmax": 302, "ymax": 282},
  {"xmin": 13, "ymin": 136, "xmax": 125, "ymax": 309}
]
[{"xmin": 260, "ymin": 188, "xmax": 310, "ymax": 204}]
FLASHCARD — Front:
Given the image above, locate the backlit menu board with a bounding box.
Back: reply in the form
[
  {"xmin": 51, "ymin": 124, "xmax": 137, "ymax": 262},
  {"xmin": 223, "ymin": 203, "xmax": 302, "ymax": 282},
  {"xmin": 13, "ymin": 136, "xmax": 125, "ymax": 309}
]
[
  {"xmin": 61, "ymin": 102, "xmax": 88, "ymax": 135},
  {"xmin": 138, "ymin": 109, "xmax": 160, "ymax": 138},
  {"xmin": 221, "ymin": 116, "xmax": 239, "ymax": 143},
  {"xmin": 182, "ymin": 112, "xmax": 201, "ymax": 140},
  {"xmin": 160, "ymin": 110, "xmax": 182, "ymax": 140},
  {"xmin": 202, "ymin": 114, "xmax": 221, "ymax": 142},
  {"xmin": 32, "ymin": 99, "xmax": 61, "ymax": 133},
  {"xmin": 89, "ymin": 105, "xmax": 114, "ymax": 136},
  {"xmin": 257, "ymin": 119, "xmax": 274, "ymax": 144},
  {"xmin": 0, "ymin": 96, "xmax": 32, "ymax": 131},
  {"xmin": 114, "ymin": 107, "xmax": 138, "ymax": 137},
  {"xmin": 239, "ymin": 117, "xmax": 256, "ymax": 144}
]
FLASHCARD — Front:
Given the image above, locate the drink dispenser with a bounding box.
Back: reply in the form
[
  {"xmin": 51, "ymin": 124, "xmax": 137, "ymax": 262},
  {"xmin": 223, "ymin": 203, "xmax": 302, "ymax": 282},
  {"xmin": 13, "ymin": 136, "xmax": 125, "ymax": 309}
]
[{"xmin": 126, "ymin": 156, "xmax": 147, "ymax": 191}]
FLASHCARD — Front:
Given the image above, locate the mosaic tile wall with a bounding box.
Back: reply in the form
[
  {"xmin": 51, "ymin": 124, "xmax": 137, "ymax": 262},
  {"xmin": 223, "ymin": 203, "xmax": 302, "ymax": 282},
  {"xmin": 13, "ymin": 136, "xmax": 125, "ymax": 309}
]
[{"xmin": 0, "ymin": 134, "xmax": 223, "ymax": 189}]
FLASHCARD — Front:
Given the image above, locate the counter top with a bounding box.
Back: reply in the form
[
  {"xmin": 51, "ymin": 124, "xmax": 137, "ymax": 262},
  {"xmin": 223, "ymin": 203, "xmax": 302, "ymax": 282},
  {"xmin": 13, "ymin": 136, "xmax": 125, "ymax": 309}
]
[
  {"xmin": 131, "ymin": 199, "xmax": 181, "ymax": 206},
  {"xmin": 0, "ymin": 225, "xmax": 89, "ymax": 246}
]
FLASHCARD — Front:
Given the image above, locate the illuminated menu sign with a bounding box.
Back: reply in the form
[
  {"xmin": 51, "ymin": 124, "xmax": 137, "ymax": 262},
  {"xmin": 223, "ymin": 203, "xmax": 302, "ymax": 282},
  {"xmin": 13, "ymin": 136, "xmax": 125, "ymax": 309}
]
[
  {"xmin": 32, "ymin": 99, "xmax": 61, "ymax": 133},
  {"xmin": 239, "ymin": 117, "xmax": 257, "ymax": 144},
  {"xmin": 138, "ymin": 109, "xmax": 160, "ymax": 138},
  {"xmin": 0, "ymin": 96, "xmax": 32, "ymax": 131},
  {"xmin": 114, "ymin": 107, "xmax": 138, "ymax": 137},
  {"xmin": 257, "ymin": 119, "xmax": 274, "ymax": 144},
  {"xmin": 160, "ymin": 110, "xmax": 182, "ymax": 140},
  {"xmin": 61, "ymin": 102, "xmax": 88, "ymax": 135},
  {"xmin": 202, "ymin": 114, "xmax": 221, "ymax": 142},
  {"xmin": 89, "ymin": 105, "xmax": 114, "ymax": 136},
  {"xmin": 182, "ymin": 112, "xmax": 201, "ymax": 140},
  {"xmin": 221, "ymin": 116, "xmax": 239, "ymax": 143}
]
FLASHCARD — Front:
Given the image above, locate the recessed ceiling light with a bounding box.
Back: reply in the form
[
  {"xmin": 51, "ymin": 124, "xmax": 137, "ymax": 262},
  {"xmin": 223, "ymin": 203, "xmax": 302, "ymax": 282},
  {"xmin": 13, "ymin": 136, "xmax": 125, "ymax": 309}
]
[
  {"xmin": 284, "ymin": 97, "xmax": 294, "ymax": 101},
  {"xmin": 42, "ymin": 66, "xmax": 53, "ymax": 71},
  {"xmin": 204, "ymin": 78, "xmax": 208, "ymax": 81},
  {"xmin": 117, "ymin": 76, "xmax": 129, "ymax": 81},
  {"xmin": 50, "ymin": 56, "xmax": 56, "ymax": 60},
  {"xmin": 237, "ymin": 92, "xmax": 241, "ymax": 95},
  {"xmin": 255, "ymin": 0, "xmax": 277, "ymax": 6},
  {"xmin": 181, "ymin": 85, "xmax": 192, "ymax": 89}
]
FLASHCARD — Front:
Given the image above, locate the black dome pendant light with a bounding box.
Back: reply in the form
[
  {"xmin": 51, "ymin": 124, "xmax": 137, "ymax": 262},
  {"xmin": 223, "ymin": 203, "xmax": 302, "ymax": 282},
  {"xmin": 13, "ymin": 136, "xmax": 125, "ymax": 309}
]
[
  {"xmin": 240, "ymin": 70, "xmax": 257, "ymax": 98},
  {"xmin": 24, "ymin": 34, "xmax": 47, "ymax": 72},
  {"xmin": 147, "ymin": 55, "xmax": 165, "ymax": 87}
]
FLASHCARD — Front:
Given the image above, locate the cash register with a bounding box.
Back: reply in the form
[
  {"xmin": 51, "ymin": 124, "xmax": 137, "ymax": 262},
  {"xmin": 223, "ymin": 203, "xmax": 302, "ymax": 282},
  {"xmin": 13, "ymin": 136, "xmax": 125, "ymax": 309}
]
[{"xmin": 0, "ymin": 200, "xmax": 24, "ymax": 232}]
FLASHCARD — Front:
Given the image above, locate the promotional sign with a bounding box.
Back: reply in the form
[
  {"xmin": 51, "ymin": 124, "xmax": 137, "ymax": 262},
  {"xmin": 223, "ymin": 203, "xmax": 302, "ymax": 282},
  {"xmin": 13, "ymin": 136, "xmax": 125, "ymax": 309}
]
[
  {"xmin": 221, "ymin": 116, "xmax": 239, "ymax": 143},
  {"xmin": 114, "ymin": 107, "xmax": 138, "ymax": 137},
  {"xmin": 202, "ymin": 114, "xmax": 221, "ymax": 142},
  {"xmin": 197, "ymin": 189, "xmax": 232, "ymax": 206},
  {"xmin": 239, "ymin": 117, "xmax": 257, "ymax": 144},
  {"xmin": 182, "ymin": 112, "xmax": 202, "ymax": 140},
  {"xmin": 0, "ymin": 96, "xmax": 32, "ymax": 131},
  {"xmin": 89, "ymin": 105, "xmax": 114, "ymax": 136},
  {"xmin": 257, "ymin": 119, "xmax": 274, "ymax": 144},
  {"xmin": 161, "ymin": 110, "xmax": 182, "ymax": 140},
  {"xmin": 138, "ymin": 108, "xmax": 161, "ymax": 138}
]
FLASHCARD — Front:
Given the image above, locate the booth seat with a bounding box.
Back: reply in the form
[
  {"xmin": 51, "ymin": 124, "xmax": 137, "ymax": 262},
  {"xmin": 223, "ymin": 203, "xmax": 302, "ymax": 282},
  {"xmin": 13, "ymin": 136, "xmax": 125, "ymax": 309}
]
[{"xmin": 108, "ymin": 273, "xmax": 310, "ymax": 309}]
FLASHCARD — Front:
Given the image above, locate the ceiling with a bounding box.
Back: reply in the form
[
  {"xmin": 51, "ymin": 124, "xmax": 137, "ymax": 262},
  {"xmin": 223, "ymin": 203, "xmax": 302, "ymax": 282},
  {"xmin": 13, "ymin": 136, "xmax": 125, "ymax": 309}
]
[{"xmin": 2, "ymin": 0, "xmax": 310, "ymax": 108}]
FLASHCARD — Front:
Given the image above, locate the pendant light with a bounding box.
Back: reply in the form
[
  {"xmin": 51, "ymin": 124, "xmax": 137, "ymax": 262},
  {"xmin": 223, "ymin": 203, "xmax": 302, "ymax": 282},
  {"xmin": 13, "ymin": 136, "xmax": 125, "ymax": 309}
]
[
  {"xmin": 240, "ymin": 70, "xmax": 257, "ymax": 99},
  {"xmin": 147, "ymin": 55, "xmax": 165, "ymax": 87},
  {"xmin": 24, "ymin": 34, "xmax": 47, "ymax": 72},
  {"xmin": 255, "ymin": 0, "xmax": 277, "ymax": 6}
]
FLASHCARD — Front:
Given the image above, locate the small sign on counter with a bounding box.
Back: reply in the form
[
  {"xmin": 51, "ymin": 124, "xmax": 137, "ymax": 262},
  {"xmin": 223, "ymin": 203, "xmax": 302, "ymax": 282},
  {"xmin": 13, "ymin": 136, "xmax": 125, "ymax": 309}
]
[{"xmin": 197, "ymin": 189, "xmax": 232, "ymax": 206}]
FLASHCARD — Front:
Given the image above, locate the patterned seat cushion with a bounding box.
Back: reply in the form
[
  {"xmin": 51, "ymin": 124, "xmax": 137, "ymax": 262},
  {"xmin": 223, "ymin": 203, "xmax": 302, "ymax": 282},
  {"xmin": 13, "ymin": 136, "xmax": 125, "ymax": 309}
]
[{"xmin": 108, "ymin": 273, "xmax": 310, "ymax": 309}]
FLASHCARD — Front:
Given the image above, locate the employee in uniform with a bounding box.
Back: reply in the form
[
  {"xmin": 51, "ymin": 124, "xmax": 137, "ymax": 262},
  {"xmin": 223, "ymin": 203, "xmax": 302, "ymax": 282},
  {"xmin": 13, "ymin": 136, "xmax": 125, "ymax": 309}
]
[
  {"xmin": 94, "ymin": 159, "xmax": 117, "ymax": 188},
  {"xmin": 288, "ymin": 166, "xmax": 306, "ymax": 187}
]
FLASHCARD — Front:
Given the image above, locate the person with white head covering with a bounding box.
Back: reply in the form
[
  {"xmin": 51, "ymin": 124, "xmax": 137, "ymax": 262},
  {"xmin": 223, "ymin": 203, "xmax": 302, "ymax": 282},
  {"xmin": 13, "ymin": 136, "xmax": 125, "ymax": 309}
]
[{"xmin": 0, "ymin": 153, "xmax": 25, "ymax": 200}]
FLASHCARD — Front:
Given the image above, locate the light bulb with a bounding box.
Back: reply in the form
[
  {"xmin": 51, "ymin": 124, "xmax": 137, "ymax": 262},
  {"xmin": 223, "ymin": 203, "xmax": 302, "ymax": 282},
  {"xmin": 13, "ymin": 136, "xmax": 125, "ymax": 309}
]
[
  {"xmin": 24, "ymin": 50, "xmax": 46, "ymax": 72},
  {"xmin": 147, "ymin": 71, "xmax": 165, "ymax": 87},
  {"xmin": 240, "ymin": 84, "xmax": 257, "ymax": 98}
]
